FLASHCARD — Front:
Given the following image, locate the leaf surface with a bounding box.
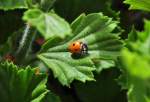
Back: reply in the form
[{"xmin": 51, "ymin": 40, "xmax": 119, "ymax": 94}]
[
  {"xmin": 38, "ymin": 13, "xmax": 123, "ymax": 86},
  {"xmin": 0, "ymin": 62, "xmax": 48, "ymax": 102},
  {"xmin": 23, "ymin": 9, "xmax": 72, "ymax": 40},
  {"xmin": 0, "ymin": 0, "xmax": 27, "ymax": 10},
  {"xmin": 124, "ymin": 0, "xmax": 150, "ymax": 12},
  {"xmin": 120, "ymin": 20, "xmax": 150, "ymax": 102}
]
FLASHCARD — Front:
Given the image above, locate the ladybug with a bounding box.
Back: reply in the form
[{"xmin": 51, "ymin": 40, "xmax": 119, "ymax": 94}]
[{"xmin": 68, "ymin": 41, "xmax": 88, "ymax": 55}]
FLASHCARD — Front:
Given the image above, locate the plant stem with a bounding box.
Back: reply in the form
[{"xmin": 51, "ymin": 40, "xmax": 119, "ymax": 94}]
[
  {"xmin": 15, "ymin": 23, "xmax": 36, "ymax": 65},
  {"xmin": 16, "ymin": 23, "xmax": 30, "ymax": 54},
  {"xmin": 25, "ymin": 30, "xmax": 37, "ymax": 58}
]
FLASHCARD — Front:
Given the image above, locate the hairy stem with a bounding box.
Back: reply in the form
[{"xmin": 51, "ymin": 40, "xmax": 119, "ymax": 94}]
[
  {"xmin": 16, "ymin": 23, "xmax": 30, "ymax": 54},
  {"xmin": 15, "ymin": 23, "xmax": 36, "ymax": 65}
]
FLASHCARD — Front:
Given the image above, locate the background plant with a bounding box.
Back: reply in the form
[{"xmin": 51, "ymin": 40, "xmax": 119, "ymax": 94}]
[{"xmin": 0, "ymin": 0, "xmax": 150, "ymax": 102}]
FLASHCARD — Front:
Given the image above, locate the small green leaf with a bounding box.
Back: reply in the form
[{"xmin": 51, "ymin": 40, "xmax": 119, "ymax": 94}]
[
  {"xmin": 133, "ymin": 20, "xmax": 150, "ymax": 56},
  {"xmin": 0, "ymin": 0, "xmax": 27, "ymax": 10},
  {"xmin": 127, "ymin": 26, "xmax": 138, "ymax": 42},
  {"xmin": 23, "ymin": 9, "xmax": 72, "ymax": 40},
  {"xmin": 124, "ymin": 0, "xmax": 150, "ymax": 12},
  {"xmin": 117, "ymin": 68, "xmax": 128, "ymax": 90},
  {"xmin": 38, "ymin": 13, "xmax": 123, "ymax": 86},
  {"xmin": 93, "ymin": 59, "xmax": 115, "ymax": 73},
  {"xmin": 0, "ymin": 61, "xmax": 48, "ymax": 102}
]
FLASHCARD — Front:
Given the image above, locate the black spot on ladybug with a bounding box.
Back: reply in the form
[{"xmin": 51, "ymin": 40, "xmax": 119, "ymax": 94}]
[
  {"xmin": 75, "ymin": 49, "xmax": 78, "ymax": 51},
  {"xmin": 73, "ymin": 43, "xmax": 75, "ymax": 46}
]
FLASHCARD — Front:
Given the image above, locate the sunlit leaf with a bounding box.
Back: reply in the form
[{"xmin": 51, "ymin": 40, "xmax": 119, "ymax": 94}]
[
  {"xmin": 124, "ymin": 0, "xmax": 150, "ymax": 12},
  {"xmin": 38, "ymin": 13, "xmax": 123, "ymax": 86},
  {"xmin": 122, "ymin": 49, "xmax": 150, "ymax": 79},
  {"xmin": 23, "ymin": 9, "xmax": 72, "ymax": 40},
  {"xmin": 121, "ymin": 49, "xmax": 150, "ymax": 102}
]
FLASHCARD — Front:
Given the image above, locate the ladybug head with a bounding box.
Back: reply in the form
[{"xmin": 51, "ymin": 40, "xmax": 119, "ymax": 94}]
[{"xmin": 68, "ymin": 41, "xmax": 82, "ymax": 54}]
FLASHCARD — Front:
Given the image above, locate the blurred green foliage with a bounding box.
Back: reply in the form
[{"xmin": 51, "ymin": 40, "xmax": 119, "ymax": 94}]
[{"xmin": 0, "ymin": 0, "xmax": 150, "ymax": 102}]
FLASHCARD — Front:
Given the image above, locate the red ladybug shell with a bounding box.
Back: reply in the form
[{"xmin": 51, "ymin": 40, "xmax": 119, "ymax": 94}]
[{"xmin": 68, "ymin": 41, "xmax": 82, "ymax": 54}]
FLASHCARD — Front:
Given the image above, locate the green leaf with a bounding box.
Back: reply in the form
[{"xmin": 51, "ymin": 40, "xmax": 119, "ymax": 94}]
[
  {"xmin": 120, "ymin": 20, "xmax": 150, "ymax": 102},
  {"xmin": 93, "ymin": 59, "xmax": 115, "ymax": 73},
  {"xmin": 23, "ymin": 9, "xmax": 72, "ymax": 40},
  {"xmin": 38, "ymin": 50, "xmax": 96, "ymax": 86},
  {"xmin": 0, "ymin": 28, "xmax": 23, "ymax": 57},
  {"xmin": 0, "ymin": 0, "xmax": 27, "ymax": 10},
  {"xmin": 124, "ymin": 0, "xmax": 150, "ymax": 12},
  {"xmin": 127, "ymin": 26, "xmax": 138, "ymax": 42},
  {"xmin": 117, "ymin": 69, "xmax": 128, "ymax": 90},
  {"xmin": 121, "ymin": 49, "xmax": 150, "ymax": 102},
  {"xmin": 0, "ymin": 61, "xmax": 48, "ymax": 102},
  {"xmin": 38, "ymin": 13, "xmax": 123, "ymax": 86},
  {"xmin": 0, "ymin": 0, "xmax": 56, "ymax": 11},
  {"xmin": 122, "ymin": 49, "xmax": 150, "ymax": 79},
  {"xmin": 132, "ymin": 20, "xmax": 150, "ymax": 56},
  {"xmin": 26, "ymin": 0, "xmax": 56, "ymax": 11}
]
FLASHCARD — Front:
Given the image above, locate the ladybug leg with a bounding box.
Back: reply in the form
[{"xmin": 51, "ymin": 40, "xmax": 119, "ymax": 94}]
[
  {"xmin": 84, "ymin": 44, "xmax": 88, "ymax": 54},
  {"xmin": 81, "ymin": 43, "xmax": 88, "ymax": 55}
]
